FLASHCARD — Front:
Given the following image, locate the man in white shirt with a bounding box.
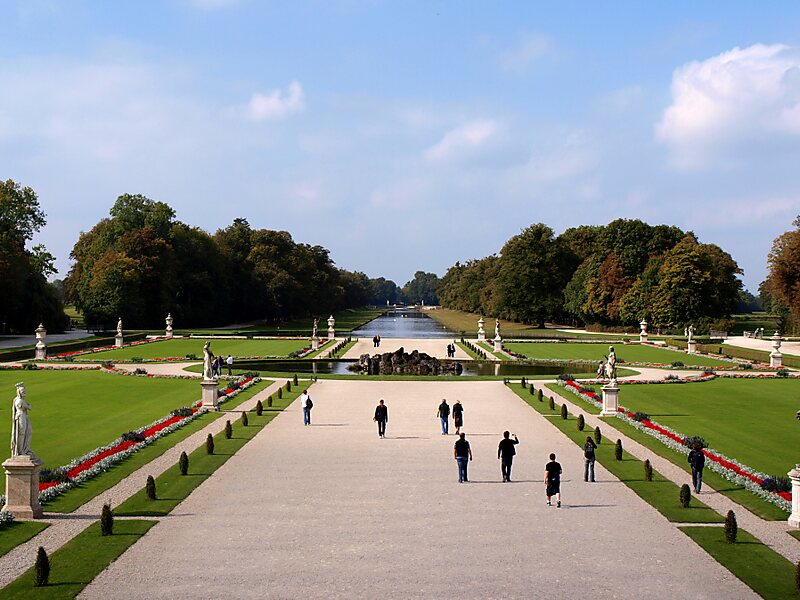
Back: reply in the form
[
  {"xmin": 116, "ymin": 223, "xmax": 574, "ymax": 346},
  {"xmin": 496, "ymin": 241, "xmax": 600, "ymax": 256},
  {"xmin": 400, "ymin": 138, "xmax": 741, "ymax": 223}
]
[
  {"xmin": 226, "ymin": 355, "xmax": 234, "ymax": 376},
  {"xmin": 300, "ymin": 390, "xmax": 313, "ymax": 426}
]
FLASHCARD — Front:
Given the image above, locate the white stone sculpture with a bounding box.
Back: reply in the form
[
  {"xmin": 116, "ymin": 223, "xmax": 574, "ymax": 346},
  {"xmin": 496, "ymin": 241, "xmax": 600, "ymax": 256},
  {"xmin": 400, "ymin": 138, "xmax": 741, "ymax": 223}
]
[
  {"xmin": 494, "ymin": 318, "xmax": 501, "ymax": 340},
  {"xmin": 477, "ymin": 317, "xmax": 486, "ymax": 341},
  {"xmin": 202, "ymin": 341, "xmax": 215, "ymax": 380},
  {"xmin": 11, "ymin": 383, "xmax": 33, "ymax": 457},
  {"xmin": 687, "ymin": 324, "xmax": 697, "ymax": 354},
  {"xmin": 34, "ymin": 324, "xmax": 47, "ymax": 360},
  {"xmin": 115, "ymin": 317, "xmax": 124, "ymax": 348},
  {"xmin": 639, "ymin": 319, "xmax": 648, "ymax": 344},
  {"xmin": 165, "ymin": 313, "xmax": 174, "ymax": 338},
  {"xmin": 789, "ymin": 464, "xmax": 800, "ymax": 529},
  {"xmin": 117, "ymin": 317, "xmax": 123, "ymax": 336},
  {"xmin": 604, "ymin": 346, "xmax": 617, "ymax": 381},
  {"xmin": 770, "ymin": 330, "xmax": 783, "ymax": 368},
  {"xmin": 312, "ymin": 318, "xmax": 319, "ymax": 339},
  {"xmin": 327, "ymin": 315, "xmax": 335, "ymax": 339},
  {"xmin": 687, "ymin": 324, "xmax": 694, "ymax": 342}
]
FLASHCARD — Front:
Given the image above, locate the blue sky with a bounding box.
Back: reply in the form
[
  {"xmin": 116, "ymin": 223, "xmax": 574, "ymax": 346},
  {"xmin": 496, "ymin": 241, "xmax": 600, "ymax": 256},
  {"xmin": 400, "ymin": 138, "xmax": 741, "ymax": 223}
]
[{"xmin": 3, "ymin": 1, "xmax": 800, "ymax": 292}]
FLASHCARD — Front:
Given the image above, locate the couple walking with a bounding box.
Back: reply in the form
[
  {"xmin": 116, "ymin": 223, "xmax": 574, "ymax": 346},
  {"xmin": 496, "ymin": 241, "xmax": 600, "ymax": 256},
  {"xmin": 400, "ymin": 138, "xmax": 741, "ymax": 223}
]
[
  {"xmin": 445, "ymin": 342, "xmax": 457, "ymax": 358},
  {"xmin": 436, "ymin": 399, "xmax": 463, "ymax": 435},
  {"xmin": 452, "ymin": 431, "xmax": 519, "ymax": 483}
]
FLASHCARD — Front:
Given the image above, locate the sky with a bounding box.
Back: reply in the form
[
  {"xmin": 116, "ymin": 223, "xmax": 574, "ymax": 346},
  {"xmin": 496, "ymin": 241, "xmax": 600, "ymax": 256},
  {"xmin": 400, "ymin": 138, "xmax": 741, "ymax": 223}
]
[{"xmin": 3, "ymin": 1, "xmax": 800, "ymax": 292}]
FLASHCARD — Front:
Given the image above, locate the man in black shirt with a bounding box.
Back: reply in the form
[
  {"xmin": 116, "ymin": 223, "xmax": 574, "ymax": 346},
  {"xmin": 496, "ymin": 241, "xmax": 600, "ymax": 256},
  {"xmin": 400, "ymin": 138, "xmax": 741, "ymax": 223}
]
[
  {"xmin": 544, "ymin": 453, "xmax": 562, "ymax": 507},
  {"xmin": 437, "ymin": 399, "xmax": 450, "ymax": 435},
  {"xmin": 688, "ymin": 443, "xmax": 705, "ymax": 493},
  {"xmin": 497, "ymin": 431, "xmax": 519, "ymax": 482},
  {"xmin": 373, "ymin": 399, "xmax": 388, "ymax": 438},
  {"xmin": 453, "ymin": 433, "xmax": 472, "ymax": 483}
]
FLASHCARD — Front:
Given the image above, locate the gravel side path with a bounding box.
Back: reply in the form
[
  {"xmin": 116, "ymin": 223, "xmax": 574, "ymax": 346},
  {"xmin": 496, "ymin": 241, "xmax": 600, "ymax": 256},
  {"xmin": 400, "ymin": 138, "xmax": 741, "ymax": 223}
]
[
  {"xmin": 342, "ymin": 337, "xmax": 470, "ymax": 360},
  {"xmin": 82, "ymin": 380, "xmax": 753, "ymax": 599},
  {"xmin": 0, "ymin": 379, "xmax": 287, "ymax": 589},
  {"xmin": 534, "ymin": 381, "xmax": 800, "ymax": 564}
]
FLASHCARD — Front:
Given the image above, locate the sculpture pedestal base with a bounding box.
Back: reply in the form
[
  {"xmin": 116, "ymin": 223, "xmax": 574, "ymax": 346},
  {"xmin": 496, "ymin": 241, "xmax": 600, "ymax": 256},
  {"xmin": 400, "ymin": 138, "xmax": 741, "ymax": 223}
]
[
  {"xmin": 789, "ymin": 465, "xmax": 800, "ymax": 529},
  {"xmin": 201, "ymin": 379, "xmax": 219, "ymax": 411},
  {"xmin": 311, "ymin": 337, "xmax": 320, "ymax": 351},
  {"xmin": 687, "ymin": 341, "xmax": 697, "ymax": 354},
  {"xmin": 493, "ymin": 338, "xmax": 502, "ymax": 352},
  {"xmin": 165, "ymin": 329, "xmax": 173, "ymax": 339},
  {"xmin": 639, "ymin": 334, "xmax": 648, "ymax": 344},
  {"xmin": 35, "ymin": 346, "xmax": 47, "ymax": 360},
  {"xmin": 477, "ymin": 333, "xmax": 485, "ymax": 342},
  {"xmin": 770, "ymin": 353, "xmax": 782, "ymax": 368},
  {"xmin": 115, "ymin": 335, "xmax": 124, "ymax": 348},
  {"xmin": 328, "ymin": 331, "xmax": 335, "ymax": 340},
  {"xmin": 601, "ymin": 383, "xmax": 619, "ymax": 417},
  {"xmin": 2, "ymin": 455, "xmax": 44, "ymax": 519}
]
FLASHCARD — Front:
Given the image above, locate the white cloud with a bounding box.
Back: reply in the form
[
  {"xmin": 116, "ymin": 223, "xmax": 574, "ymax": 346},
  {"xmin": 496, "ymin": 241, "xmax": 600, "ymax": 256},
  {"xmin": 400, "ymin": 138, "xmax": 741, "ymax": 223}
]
[
  {"xmin": 656, "ymin": 43, "xmax": 800, "ymax": 169},
  {"xmin": 519, "ymin": 132, "xmax": 599, "ymax": 183},
  {"xmin": 423, "ymin": 119, "xmax": 500, "ymax": 162},
  {"xmin": 245, "ymin": 81, "xmax": 305, "ymax": 121},
  {"xmin": 498, "ymin": 33, "xmax": 552, "ymax": 74}
]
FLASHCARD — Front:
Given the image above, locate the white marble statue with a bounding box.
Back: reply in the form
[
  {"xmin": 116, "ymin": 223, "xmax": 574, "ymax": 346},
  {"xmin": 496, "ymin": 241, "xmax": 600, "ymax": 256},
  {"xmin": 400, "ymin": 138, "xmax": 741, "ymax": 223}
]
[
  {"xmin": 604, "ymin": 346, "xmax": 617, "ymax": 380},
  {"xmin": 116, "ymin": 317, "xmax": 123, "ymax": 336},
  {"xmin": 494, "ymin": 318, "xmax": 501, "ymax": 339},
  {"xmin": 687, "ymin": 324, "xmax": 695, "ymax": 342},
  {"xmin": 11, "ymin": 382, "xmax": 33, "ymax": 457},
  {"xmin": 312, "ymin": 318, "xmax": 319, "ymax": 338},
  {"xmin": 202, "ymin": 341, "xmax": 215, "ymax": 380}
]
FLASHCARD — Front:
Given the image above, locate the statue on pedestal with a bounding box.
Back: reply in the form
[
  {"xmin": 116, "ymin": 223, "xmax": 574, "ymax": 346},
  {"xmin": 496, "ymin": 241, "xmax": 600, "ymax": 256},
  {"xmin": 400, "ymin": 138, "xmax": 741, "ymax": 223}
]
[
  {"xmin": 11, "ymin": 383, "xmax": 33, "ymax": 457},
  {"xmin": 165, "ymin": 313, "xmax": 174, "ymax": 337},
  {"xmin": 604, "ymin": 346, "xmax": 617, "ymax": 381},
  {"xmin": 687, "ymin": 324, "xmax": 695, "ymax": 342},
  {"xmin": 117, "ymin": 318, "xmax": 123, "ymax": 336},
  {"xmin": 202, "ymin": 341, "xmax": 215, "ymax": 380},
  {"xmin": 312, "ymin": 318, "xmax": 319, "ymax": 339},
  {"xmin": 494, "ymin": 318, "xmax": 501, "ymax": 339}
]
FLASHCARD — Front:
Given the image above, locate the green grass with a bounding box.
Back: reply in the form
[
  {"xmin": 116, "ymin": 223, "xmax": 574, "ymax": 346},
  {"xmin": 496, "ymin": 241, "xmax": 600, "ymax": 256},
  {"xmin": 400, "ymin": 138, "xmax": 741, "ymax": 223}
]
[
  {"xmin": 504, "ymin": 341, "xmax": 732, "ymax": 366},
  {"xmin": 680, "ymin": 526, "xmax": 799, "ymax": 599},
  {"xmin": 0, "ymin": 522, "xmax": 49, "ymax": 558},
  {"xmin": 115, "ymin": 383, "xmax": 307, "ymax": 516},
  {"xmin": 0, "ymin": 519, "xmax": 156, "ymax": 599},
  {"xmin": 511, "ymin": 385, "xmax": 723, "ymax": 523},
  {"xmin": 82, "ymin": 337, "xmax": 308, "ymax": 361},
  {"xmin": 456, "ymin": 341, "xmax": 482, "ymax": 360},
  {"xmin": 545, "ymin": 383, "xmax": 602, "ymax": 414},
  {"xmin": 0, "ymin": 371, "xmax": 202, "ymax": 495},
  {"xmin": 789, "ymin": 530, "xmax": 800, "ymax": 542}
]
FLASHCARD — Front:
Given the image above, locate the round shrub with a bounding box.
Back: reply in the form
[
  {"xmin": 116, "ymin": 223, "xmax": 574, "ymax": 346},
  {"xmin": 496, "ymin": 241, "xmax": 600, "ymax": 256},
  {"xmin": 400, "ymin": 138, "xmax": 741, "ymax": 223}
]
[
  {"xmin": 242, "ymin": 411, "xmax": 249, "ymax": 427},
  {"xmin": 179, "ymin": 451, "xmax": 189, "ymax": 476},
  {"xmin": 35, "ymin": 546, "xmax": 49, "ymax": 587},
  {"xmin": 680, "ymin": 483, "xmax": 691, "ymax": 508},
  {"xmin": 278, "ymin": 388, "xmax": 283, "ymax": 400},
  {"xmin": 560, "ymin": 403, "xmax": 568, "ymax": 420},
  {"xmin": 594, "ymin": 427, "xmax": 602, "ymax": 444},
  {"xmin": 577, "ymin": 414, "xmax": 585, "ymax": 431},
  {"xmin": 268, "ymin": 395, "xmax": 273, "ymax": 407},
  {"xmin": 146, "ymin": 475, "xmax": 157, "ymax": 500},
  {"xmin": 725, "ymin": 510, "xmax": 737, "ymax": 543},
  {"xmin": 206, "ymin": 433, "xmax": 214, "ymax": 455},
  {"xmin": 536, "ymin": 388, "xmax": 543, "ymax": 402},
  {"xmin": 549, "ymin": 396, "xmax": 555, "ymax": 411},
  {"xmin": 225, "ymin": 420, "xmax": 233, "ymax": 439},
  {"xmin": 101, "ymin": 503, "xmax": 113, "ymax": 536},
  {"xmin": 644, "ymin": 459, "xmax": 653, "ymax": 482},
  {"xmin": 293, "ymin": 374, "xmax": 299, "ymax": 385},
  {"xmin": 614, "ymin": 439, "xmax": 623, "ymax": 461},
  {"xmin": 520, "ymin": 377, "xmax": 527, "ymax": 388},
  {"xmin": 256, "ymin": 399, "xmax": 264, "ymax": 415},
  {"xmin": 286, "ymin": 381, "xmax": 291, "ymax": 392},
  {"xmin": 529, "ymin": 385, "xmax": 535, "ymax": 396}
]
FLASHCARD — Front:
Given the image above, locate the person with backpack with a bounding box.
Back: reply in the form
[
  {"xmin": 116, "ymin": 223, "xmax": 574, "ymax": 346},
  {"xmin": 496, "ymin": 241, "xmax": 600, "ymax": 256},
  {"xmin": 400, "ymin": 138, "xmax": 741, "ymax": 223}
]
[
  {"xmin": 583, "ymin": 436, "xmax": 597, "ymax": 482},
  {"xmin": 300, "ymin": 390, "xmax": 313, "ymax": 426},
  {"xmin": 437, "ymin": 399, "xmax": 450, "ymax": 435},
  {"xmin": 497, "ymin": 431, "xmax": 519, "ymax": 482},
  {"xmin": 688, "ymin": 443, "xmax": 705, "ymax": 492}
]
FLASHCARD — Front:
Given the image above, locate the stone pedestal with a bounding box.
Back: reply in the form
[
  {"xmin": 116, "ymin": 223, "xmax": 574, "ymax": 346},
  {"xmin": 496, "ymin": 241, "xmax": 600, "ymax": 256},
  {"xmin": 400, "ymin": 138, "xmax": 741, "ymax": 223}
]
[
  {"xmin": 601, "ymin": 382, "xmax": 619, "ymax": 417},
  {"xmin": 477, "ymin": 317, "xmax": 486, "ymax": 341},
  {"xmin": 327, "ymin": 315, "xmax": 335, "ymax": 340},
  {"xmin": 34, "ymin": 323, "xmax": 47, "ymax": 360},
  {"xmin": 312, "ymin": 337, "xmax": 320, "ymax": 351},
  {"xmin": 201, "ymin": 379, "xmax": 219, "ymax": 411},
  {"xmin": 789, "ymin": 465, "xmax": 800, "ymax": 529},
  {"xmin": 115, "ymin": 334, "xmax": 124, "ymax": 348},
  {"xmin": 493, "ymin": 336, "xmax": 502, "ymax": 352},
  {"xmin": 770, "ymin": 331, "xmax": 783, "ymax": 368},
  {"xmin": 687, "ymin": 340, "xmax": 697, "ymax": 354},
  {"xmin": 639, "ymin": 319, "xmax": 648, "ymax": 344},
  {"xmin": 2, "ymin": 455, "xmax": 44, "ymax": 519}
]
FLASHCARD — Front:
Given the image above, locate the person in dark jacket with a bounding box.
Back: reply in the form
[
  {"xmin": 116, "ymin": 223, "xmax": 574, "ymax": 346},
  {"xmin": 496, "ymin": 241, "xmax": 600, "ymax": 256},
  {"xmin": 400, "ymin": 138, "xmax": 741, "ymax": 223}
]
[
  {"xmin": 437, "ymin": 399, "xmax": 450, "ymax": 435},
  {"xmin": 452, "ymin": 400, "xmax": 464, "ymax": 434},
  {"xmin": 454, "ymin": 433, "xmax": 472, "ymax": 483},
  {"xmin": 688, "ymin": 443, "xmax": 705, "ymax": 493},
  {"xmin": 373, "ymin": 399, "xmax": 388, "ymax": 438},
  {"xmin": 497, "ymin": 431, "xmax": 519, "ymax": 482},
  {"xmin": 583, "ymin": 436, "xmax": 597, "ymax": 482}
]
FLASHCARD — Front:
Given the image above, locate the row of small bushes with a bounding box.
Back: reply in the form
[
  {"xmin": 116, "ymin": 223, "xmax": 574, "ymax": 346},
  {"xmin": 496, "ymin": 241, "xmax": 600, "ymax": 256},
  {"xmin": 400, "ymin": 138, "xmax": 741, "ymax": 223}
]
[{"xmin": 460, "ymin": 339, "xmax": 489, "ymax": 359}]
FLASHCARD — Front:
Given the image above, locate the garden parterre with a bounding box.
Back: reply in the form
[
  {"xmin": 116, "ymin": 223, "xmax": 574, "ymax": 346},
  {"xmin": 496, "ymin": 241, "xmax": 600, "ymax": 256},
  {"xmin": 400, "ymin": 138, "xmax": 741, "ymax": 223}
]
[{"xmin": 72, "ymin": 337, "xmax": 311, "ymax": 361}]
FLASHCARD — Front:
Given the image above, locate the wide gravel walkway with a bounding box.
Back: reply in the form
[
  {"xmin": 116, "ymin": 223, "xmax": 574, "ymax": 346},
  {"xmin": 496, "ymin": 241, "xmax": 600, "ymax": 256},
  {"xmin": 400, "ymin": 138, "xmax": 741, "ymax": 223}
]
[
  {"xmin": 82, "ymin": 380, "xmax": 753, "ymax": 599},
  {"xmin": 343, "ymin": 338, "xmax": 469, "ymax": 360}
]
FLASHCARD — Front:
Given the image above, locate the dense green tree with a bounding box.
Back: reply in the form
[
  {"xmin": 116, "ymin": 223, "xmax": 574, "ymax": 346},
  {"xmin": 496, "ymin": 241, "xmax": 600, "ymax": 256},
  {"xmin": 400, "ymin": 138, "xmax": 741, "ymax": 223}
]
[
  {"xmin": 402, "ymin": 271, "xmax": 440, "ymax": 305},
  {"xmin": 367, "ymin": 277, "xmax": 403, "ymax": 305},
  {"xmin": 764, "ymin": 216, "xmax": 800, "ymax": 332}
]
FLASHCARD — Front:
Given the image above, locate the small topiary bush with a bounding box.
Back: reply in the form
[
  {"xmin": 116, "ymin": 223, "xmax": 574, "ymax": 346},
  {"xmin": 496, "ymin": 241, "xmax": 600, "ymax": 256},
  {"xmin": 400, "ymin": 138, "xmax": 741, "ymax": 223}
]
[
  {"xmin": 179, "ymin": 451, "xmax": 189, "ymax": 476},
  {"xmin": 529, "ymin": 385, "xmax": 535, "ymax": 396},
  {"xmin": 549, "ymin": 396, "xmax": 555, "ymax": 411},
  {"xmin": 268, "ymin": 395, "xmax": 274, "ymax": 407},
  {"xmin": 560, "ymin": 403, "xmax": 568, "ymax": 420},
  {"xmin": 242, "ymin": 411, "xmax": 249, "ymax": 426},
  {"xmin": 35, "ymin": 546, "xmax": 49, "ymax": 587},
  {"xmin": 614, "ymin": 439, "xmax": 623, "ymax": 460},
  {"xmin": 680, "ymin": 483, "xmax": 691, "ymax": 508},
  {"xmin": 146, "ymin": 475, "xmax": 157, "ymax": 500},
  {"xmin": 278, "ymin": 388, "xmax": 283, "ymax": 400},
  {"xmin": 256, "ymin": 399, "xmax": 263, "ymax": 415},
  {"xmin": 101, "ymin": 503, "xmax": 113, "ymax": 536},
  {"xmin": 206, "ymin": 433, "xmax": 214, "ymax": 455},
  {"xmin": 644, "ymin": 459, "xmax": 653, "ymax": 481},
  {"xmin": 286, "ymin": 381, "xmax": 291, "ymax": 392},
  {"xmin": 725, "ymin": 510, "xmax": 737, "ymax": 543},
  {"xmin": 520, "ymin": 377, "xmax": 527, "ymax": 388},
  {"xmin": 631, "ymin": 411, "xmax": 650, "ymax": 422},
  {"xmin": 594, "ymin": 427, "xmax": 602, "ymax": 444},
  {"xmin": 683, "ymin": 435, "xmax": 708, "ymax": 449},
  {"xmin": 225, "ymin": 420, "xmax": 233, "ymax": 439},
  {"xmin": 537, "ymin": 388, "xmax": 543, "ymax": 402},
  {"xmin": 577, "ymin": 414, "xmax": 585, "ymax": 431},
  {"xmin": 293, "ymin": 374, "xmax": 299, "ymax": 385}
]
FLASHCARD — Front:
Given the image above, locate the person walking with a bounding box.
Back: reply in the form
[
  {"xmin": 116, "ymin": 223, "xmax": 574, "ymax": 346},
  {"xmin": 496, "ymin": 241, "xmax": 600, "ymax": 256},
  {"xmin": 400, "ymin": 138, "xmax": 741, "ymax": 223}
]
[
  {"xmin": 688, "ymin": 443, "xmax": 705, "ymax": 493},
  {"xmin": 226, "ymin": 354, "xmax": 234, "ymax": 376},
  {"xmin": 583, "ymin": 436, "xmax": 597, "ymax": 482},
  {"xmin": 544, "ymin": 453, "xmax": 563, "ymax": 507},
  {"xmin": 454, "ymin": 432, "xmax": 472, "ymax": 483},
  {"xmin": 452, "ymin": 400, "xmax": 464, "ymax": 435},
  {"xmin": 497, "ymin": 431, "xmax": 519, "ymax": 482},
  {"xmin": 300, "ymin": 390, "xmax": 313, "ymax": 426},
  {"xmin": 374, "ymin": 399, "xmax": 388, "ymax": 438},
  {"xmin": 437, "ymin": 399, "xmax": 450, "ymax": 435},
  {"xmin": 373, "ymin": 335, "xmax": 378, "ymax": 348}
]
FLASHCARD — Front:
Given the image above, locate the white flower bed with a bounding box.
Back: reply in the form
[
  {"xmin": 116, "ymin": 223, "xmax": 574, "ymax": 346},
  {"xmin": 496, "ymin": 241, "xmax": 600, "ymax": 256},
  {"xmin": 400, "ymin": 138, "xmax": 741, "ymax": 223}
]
[{"xmin": 0, "ymin": 510, "xmax": 13, "ymax": 526}]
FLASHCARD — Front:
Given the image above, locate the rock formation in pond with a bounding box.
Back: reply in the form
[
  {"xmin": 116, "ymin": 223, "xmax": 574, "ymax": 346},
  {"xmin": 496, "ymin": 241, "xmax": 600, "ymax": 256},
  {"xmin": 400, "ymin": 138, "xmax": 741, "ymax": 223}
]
[{"xmin": 349, "ymin": 347, "xmax": 463, "ymax": 376}]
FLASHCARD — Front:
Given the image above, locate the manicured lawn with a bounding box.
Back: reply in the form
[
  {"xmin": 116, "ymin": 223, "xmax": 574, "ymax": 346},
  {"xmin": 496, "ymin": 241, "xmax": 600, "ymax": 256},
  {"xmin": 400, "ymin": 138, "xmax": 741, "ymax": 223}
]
[
  {"xmin": 0, "ymin": 522, "xmax": 49, "ymax": 558},
  {"xmin": 789, "ymin": 530, "xmax": 800, "ymax": 542},
  {"xmin": 0, "ymin": 519, "xmax": 156, "ymax": 599},
  {"xmin": 504, "ymin": 342, "xmax": 731, "ymax": 366},
  {"xmin": 590, "ymin": 378, "xmax": 800, "ymax": 478},
  {"xmin": 82, "ymin": 337, "xmax": 309, "ymax": 360},
  {"xmin": 680, "ymin": 526, "xmax": 799, "ymax": 600},
  {"xmin": 510, "ymin": 386, "xmax": 722, "ymax": 523},
  {"xmin": 0, "ymin": 370, "xmax": 200, "ymax": 494}
]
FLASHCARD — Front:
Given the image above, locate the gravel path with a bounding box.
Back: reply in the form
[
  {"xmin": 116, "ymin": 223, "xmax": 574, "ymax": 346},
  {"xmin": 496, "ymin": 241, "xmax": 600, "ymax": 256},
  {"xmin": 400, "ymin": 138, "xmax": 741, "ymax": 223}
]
[
  {"xmin": 82, "ymin": 380, "xmax": 753, "ymax": 599},
  {"xmin": 343, "ymin": 338, "xmax": 470, "ymax": 360},
  {"xmin": 0, "ymin": 379, "xmax": 287, "ymax": 589}
]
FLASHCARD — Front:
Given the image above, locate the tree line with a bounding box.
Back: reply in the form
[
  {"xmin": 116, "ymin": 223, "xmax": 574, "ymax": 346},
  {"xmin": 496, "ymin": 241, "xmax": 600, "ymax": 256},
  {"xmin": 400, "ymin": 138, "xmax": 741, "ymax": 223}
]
[
  {"xmin": 761, "ymin": 215, "xmax": 800, "ymax": 334},
  {"xmin": 438, "ymin": 220, "xmax": 745, "ymax": 331}
]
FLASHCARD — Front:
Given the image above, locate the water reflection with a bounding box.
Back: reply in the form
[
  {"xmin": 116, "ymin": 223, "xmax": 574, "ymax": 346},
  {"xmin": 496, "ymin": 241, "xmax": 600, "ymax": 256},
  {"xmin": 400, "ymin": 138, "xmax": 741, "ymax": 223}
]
[{"xmin": 352, "ymin": 309, "xmax": 455, "ymax": 339}]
